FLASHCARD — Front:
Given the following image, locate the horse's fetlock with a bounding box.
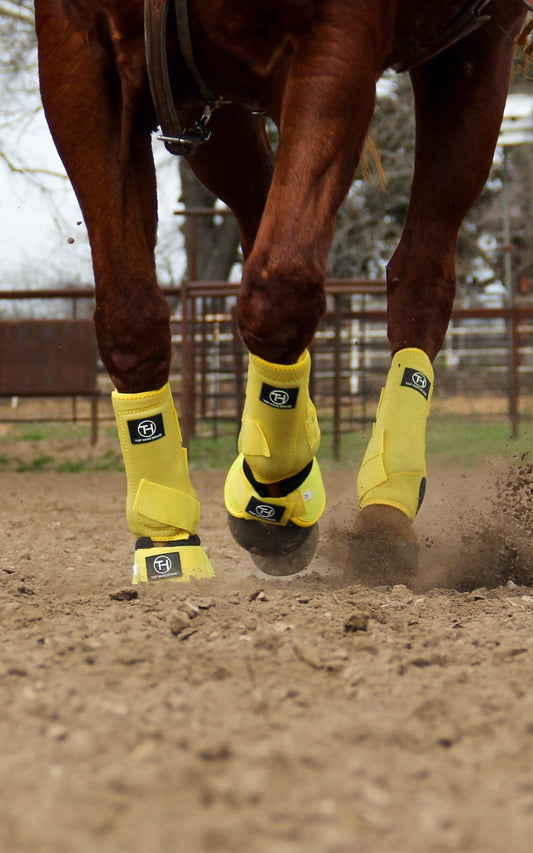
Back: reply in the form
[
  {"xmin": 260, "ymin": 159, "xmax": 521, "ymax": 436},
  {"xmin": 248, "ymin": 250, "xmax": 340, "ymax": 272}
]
[{"xmin": 95, "ymin": 306, "xmax": 171, "ymax": 392}]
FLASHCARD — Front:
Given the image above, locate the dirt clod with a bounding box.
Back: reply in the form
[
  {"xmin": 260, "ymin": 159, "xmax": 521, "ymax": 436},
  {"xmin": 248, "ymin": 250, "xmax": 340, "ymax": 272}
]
[{"xmin": 344, "ymin": 611, "xmax": 370, "ymax": 632}]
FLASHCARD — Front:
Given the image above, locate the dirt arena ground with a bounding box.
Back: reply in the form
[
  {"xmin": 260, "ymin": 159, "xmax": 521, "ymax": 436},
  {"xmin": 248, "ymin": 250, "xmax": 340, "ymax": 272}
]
[{"xmin": 2, "ymin": 454, "xmax": 533, "ymax": 852}]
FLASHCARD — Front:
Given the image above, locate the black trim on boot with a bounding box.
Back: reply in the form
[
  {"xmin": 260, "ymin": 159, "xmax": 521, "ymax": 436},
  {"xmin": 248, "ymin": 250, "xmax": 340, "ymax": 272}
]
[
  {"xmin": 242, "ymin": 459, "xmax": 313, "ymax": 498},
  {"xmin": 135, "ymin": 534, "xmax": 202, "ymax": 550}
]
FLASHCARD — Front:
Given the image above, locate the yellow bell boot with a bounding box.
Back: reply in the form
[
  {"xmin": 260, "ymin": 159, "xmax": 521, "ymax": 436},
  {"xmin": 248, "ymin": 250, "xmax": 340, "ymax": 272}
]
[
  {"xmin": 357, "ymin": 347, "xmax": 434, "ymax": 522},
  {"xmin": 112, "ymin": 383, "xmax": 214, "ymax": 583},
  {"xmin": 225, "ymin": 454, "xmax": 326, "ymax": 529},
  {"xmin": 225, "ymin": 350, "xmax": 325, "ymax": 525},
  {"xmin": 131, "ymin": 536, "xmax": 214, "ymax": 584},
  {"xmin": 225, "ymin": 351, "xmax": 325, "ymax": 574}
]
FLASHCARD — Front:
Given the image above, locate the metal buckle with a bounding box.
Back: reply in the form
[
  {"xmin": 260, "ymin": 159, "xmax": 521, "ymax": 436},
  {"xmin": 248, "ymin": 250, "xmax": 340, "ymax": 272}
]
[{"xmin": 157, "ymin": 104, "xmax": 214, "ymax": 156}]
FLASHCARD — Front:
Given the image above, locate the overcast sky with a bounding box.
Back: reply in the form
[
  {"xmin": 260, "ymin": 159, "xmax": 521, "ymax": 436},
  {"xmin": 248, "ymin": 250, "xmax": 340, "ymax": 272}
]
[
  {"xmin": 0, "ymin": 101, "xmax": 183, "ymax": 290},
  {"xmin": 0, "ymin": 72, "xmax": 516, "ymax": 293},
  {"xmin": 0, "ymin": 102, "xmax": 92, "ymax": 287}
]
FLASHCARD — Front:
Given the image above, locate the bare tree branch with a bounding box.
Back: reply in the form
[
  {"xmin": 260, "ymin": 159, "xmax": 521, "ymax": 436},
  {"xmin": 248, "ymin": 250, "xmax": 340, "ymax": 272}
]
[{"xmin": 0, "ymin": 3, "xmax": 34, "ymax": 26}]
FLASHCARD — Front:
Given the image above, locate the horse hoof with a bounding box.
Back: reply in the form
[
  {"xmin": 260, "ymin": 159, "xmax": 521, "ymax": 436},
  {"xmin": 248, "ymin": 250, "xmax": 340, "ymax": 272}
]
[
  {"xmin": 227, "ymin": 515, "xmax": 319, "ymax": 576},
  {"xmin": 251, "ymin": 525, "xmax": 320, "ymax": 576},
  {"xmin": 347, "ymin": 505, "xmax": 419, "ymax": 586}
]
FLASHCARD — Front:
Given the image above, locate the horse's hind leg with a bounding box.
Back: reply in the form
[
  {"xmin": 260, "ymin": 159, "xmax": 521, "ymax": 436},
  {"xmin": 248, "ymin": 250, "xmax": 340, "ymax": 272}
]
[
  {"xmin": 351, "ymin": 6, "xmax": 524, "ymax": 585},
  {"xmin": 35, "ymin": 0, "xmax": 212, "ymax": 582}
]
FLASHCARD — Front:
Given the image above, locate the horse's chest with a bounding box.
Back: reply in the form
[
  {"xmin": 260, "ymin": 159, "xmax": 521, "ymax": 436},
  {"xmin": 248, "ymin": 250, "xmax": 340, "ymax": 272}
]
[{"xmin": 199, "ymin": 9, "xmax": 298, "ymax": 104}]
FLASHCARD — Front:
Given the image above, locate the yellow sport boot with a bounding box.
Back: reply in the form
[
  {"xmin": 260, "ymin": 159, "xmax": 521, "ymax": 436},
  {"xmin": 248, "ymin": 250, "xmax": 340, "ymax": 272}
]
[
  {"xmin": 225, "ymin": 351, "xmax": 325, "ymax": 573},
  {"xmin": 112, "ymin": 383, "xmax": 214, "ymax": 583},
  {"xmin": 357, "ymin": 347, "xmax": 433, "ymax": 521}
]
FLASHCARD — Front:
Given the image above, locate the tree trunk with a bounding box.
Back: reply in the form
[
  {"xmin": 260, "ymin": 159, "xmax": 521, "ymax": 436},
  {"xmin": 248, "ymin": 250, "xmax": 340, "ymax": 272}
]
[{"xmin": 179, "ymin": 159, "xmax": 240, "ymax": 283}]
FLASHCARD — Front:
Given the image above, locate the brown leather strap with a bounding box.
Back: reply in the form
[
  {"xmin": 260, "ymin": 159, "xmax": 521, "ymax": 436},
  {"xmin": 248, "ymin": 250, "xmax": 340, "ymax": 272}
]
[
  {"xmin": 145, "ymin": 0, "xmax": 189, "ymax": 154},
  {"xmin": 144, "ymin": 0, "xmax": 221, "ymax": 155},
  {"xmin": 394, "ymin": 0, "xmax": 492, "ymax": 72},
  {"xmin": 174, "ymin": 0, "xmax": 220, "ymax": 105}
]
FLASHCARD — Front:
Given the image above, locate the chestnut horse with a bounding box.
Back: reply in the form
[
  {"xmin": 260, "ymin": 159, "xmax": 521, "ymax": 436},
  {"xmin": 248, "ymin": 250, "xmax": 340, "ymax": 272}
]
[{"xmin": 34, "ymin": 0, "xmax": 526, "ymax": 585}]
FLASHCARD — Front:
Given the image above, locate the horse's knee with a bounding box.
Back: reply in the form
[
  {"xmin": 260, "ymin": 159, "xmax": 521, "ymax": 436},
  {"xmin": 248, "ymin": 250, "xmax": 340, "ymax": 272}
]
[
  {"xmin": 238, "ymin": 256, "xmax": 326, "ymax": 364},
  {"xmin": 94, "ymin": 293, "xmax": 172, "ymax": 392}
]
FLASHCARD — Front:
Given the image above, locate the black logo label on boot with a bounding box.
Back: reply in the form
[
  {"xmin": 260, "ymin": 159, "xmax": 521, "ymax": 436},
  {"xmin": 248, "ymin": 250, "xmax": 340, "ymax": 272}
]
[
  {"xmin": 128, "ymin": 413, "xmax": 165, "ymax": 444},
  {"xmin": 401, "ymin": 368, "xmax": 431, "ymax": 400},
  {"xmin": 260, "ymin": 383, "xmax": 299, "ymax": 409},
  {"xmin": 246, "ymin": 497, "xmax": 285, "ymax": 523},
  {"xmin": 145, "ymin": 551, "xmax": 182, "ymax": 581}
]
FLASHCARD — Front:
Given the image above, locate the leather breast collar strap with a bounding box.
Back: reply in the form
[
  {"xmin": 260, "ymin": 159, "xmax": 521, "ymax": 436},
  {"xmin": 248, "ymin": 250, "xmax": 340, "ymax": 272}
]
[
  {"xmin": 144, "ymin": 0, "xmax": 224, "ymax": 156},
  {"xmin": 145, "ymin": 0, "xmax": 499, "ymax": 152},
  {"xmin": 394, "ymin": 0, "xmax": 492, "ymax": 72}
]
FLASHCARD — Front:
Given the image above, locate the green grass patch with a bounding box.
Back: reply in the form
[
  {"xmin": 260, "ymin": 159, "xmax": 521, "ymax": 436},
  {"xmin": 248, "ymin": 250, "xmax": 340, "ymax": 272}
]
[
  {"xmin": 6, "ymin": 423, "xmax": 94, "ymax": 443},
  {"xmin": 189, "ymin": 430, "xmax": 238, "ymax": 471},
  {"xmin": 188, "ymin": 415, "xmax": 533, "ymax": 471},
  {"xmin": 0, "ymin": 415, "xmax": 530, "ymax": 473},
  {"xmin": 92, "ymin": 449, "xmax": 124, "ymax": 471},
  {"xmin": 426, "ymin": 415, "xmax": 533, "ymax": 467},
  {"xmin": 16, "ymin": 455, "xmax": 55, "ymax": 472},
  {"xmin": 0, "ymin": 422, "xmax": 124, "ymax": 472},
  {"xmin": 56, "ymin": 459, "xmax": 87, "ymax": 473}
]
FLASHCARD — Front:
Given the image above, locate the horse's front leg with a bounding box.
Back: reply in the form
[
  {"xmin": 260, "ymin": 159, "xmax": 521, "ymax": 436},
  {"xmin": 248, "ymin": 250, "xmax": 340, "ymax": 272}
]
[
  {"xmin": 224, "ymin": 8, "xmax": 382, "ymax": 574},
  {"xmin": 35, "ymin": 0, "xmax": 213, "ymax": 583},
  {"xmin": 351, "ymin": 4, "xmax": 525, "ymax": 585}
]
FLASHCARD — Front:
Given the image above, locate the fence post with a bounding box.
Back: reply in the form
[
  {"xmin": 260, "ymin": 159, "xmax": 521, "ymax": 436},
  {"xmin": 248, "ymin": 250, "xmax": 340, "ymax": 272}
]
[
  {"xmin": 200, "ymin": 297, "xmax": 208, "ymax": 421},
  {"xmin": 231, "ymin": 305, "xmax": 244, "ymax": 441},
  {"xmin": 180, "ymin": 281, "xmax": 196, "ymax": 445},
  {"xmin": 510, "ymin": 305, "xmax": 520, "ymax": 439},
  {"xmin": 333, "ymin": 293, "xmax": 342, "ymax": 460},
  {"xmin": 181, "ymin": 214, "xmax": 199, "ymax": 445}
]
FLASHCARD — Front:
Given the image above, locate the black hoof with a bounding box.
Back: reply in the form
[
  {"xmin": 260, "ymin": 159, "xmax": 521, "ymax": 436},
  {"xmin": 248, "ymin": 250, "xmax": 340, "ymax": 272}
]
[{"xmin": 227, "ymin": 515, "xmax": 319, "ymax": 576}]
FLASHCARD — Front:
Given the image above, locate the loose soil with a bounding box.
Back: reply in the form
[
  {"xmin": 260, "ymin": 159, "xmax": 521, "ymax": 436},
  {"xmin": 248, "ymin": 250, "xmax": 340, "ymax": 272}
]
[{"xmin": 2, "ymin": 457, "xmax": 533, "ymax": 852}]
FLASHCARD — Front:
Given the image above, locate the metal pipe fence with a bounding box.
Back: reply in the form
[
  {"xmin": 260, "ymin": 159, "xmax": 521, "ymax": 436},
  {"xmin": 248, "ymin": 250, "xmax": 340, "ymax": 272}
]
[
  {"xmin": 0, "ymin": 283, "xmax": 532, "ymax": 457},
  {"xmin": 175, "ymin": 281, "xmax": 533, "ymax": 454}
]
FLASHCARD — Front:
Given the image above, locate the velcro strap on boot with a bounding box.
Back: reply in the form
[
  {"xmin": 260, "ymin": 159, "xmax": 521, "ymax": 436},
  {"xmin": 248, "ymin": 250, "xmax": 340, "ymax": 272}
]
[{"xmin": 134, "ymin": 479, "xmax": 199, "ymax": 534}]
